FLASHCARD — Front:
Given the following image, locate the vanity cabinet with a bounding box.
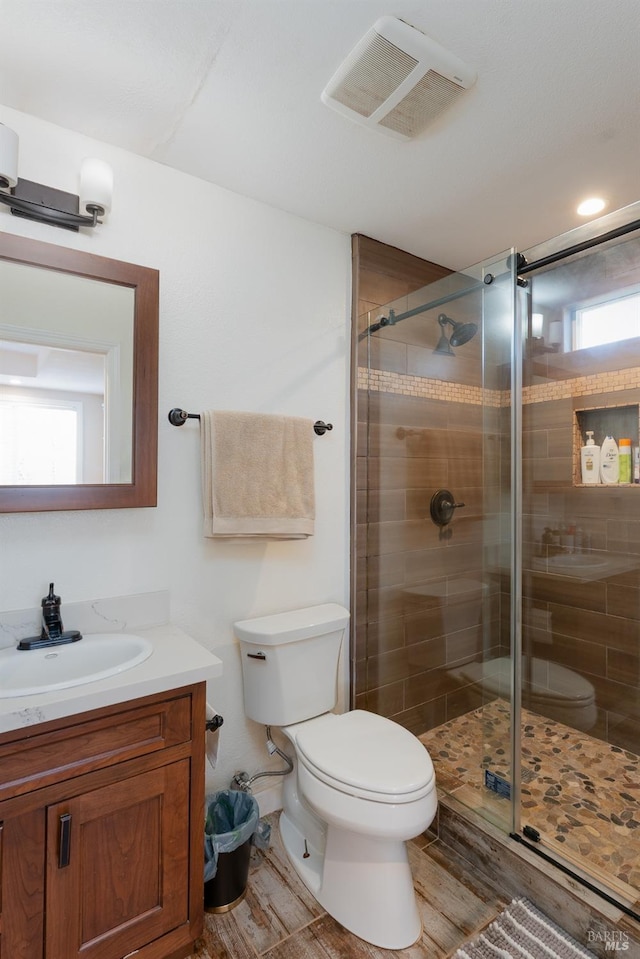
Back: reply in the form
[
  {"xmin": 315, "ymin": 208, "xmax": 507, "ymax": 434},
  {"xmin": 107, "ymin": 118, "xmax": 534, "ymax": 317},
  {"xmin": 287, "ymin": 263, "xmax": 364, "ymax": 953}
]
[{"xmin": 0, "ymin": 684, "xmax": 206, "ymax": 959}]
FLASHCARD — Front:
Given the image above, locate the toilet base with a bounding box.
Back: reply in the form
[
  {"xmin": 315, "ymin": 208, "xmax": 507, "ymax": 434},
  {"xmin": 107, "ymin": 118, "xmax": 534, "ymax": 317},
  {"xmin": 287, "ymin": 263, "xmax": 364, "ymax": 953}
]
[{"xmin": 279, "ymin": 810, "xmax": 422, "ymax": 950}]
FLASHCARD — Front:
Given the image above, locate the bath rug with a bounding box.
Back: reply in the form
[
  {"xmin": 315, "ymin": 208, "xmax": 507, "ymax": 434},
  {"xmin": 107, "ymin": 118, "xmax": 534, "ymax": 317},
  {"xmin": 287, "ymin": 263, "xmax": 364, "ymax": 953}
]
[{"xmin": 452, "ymin": 897, "xmax": 595, "ymax": 958}]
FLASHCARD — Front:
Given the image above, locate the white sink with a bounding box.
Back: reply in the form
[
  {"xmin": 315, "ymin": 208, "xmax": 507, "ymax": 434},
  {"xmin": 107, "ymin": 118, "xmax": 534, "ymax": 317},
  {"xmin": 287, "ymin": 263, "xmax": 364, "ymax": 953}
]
[{"xmin": 0, "ymin": 633, "xmax": 153, "ymax": 698}]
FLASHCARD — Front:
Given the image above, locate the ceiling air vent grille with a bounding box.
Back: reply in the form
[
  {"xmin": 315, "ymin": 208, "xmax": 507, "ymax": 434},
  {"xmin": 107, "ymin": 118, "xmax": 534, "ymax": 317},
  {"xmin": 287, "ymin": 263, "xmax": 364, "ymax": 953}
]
[
  {"xmin": 321, "ymin": 17, "xmax": 476, "ymax": 141},
  {"xmin": 379, "ymin": 69, "xmax": 467, "ymax": 138},
  {"xmin": 326, "ymin": 34, "xmax": 418, "ymax": 119}
]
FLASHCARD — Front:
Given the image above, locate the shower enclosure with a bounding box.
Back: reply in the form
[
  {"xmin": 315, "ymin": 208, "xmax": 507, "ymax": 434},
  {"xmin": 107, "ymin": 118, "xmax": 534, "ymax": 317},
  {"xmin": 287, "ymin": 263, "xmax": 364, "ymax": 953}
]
[{"xmin": 353, "ymin": 204, "xmax": 640, "ymax": 919}]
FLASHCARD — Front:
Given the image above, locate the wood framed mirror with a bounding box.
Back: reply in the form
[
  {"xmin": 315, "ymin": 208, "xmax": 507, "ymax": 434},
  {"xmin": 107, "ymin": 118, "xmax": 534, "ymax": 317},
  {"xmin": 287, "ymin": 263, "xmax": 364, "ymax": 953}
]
[{"xmin": 0, "ymin": 232, "xmax": 159, "ymax": 511}]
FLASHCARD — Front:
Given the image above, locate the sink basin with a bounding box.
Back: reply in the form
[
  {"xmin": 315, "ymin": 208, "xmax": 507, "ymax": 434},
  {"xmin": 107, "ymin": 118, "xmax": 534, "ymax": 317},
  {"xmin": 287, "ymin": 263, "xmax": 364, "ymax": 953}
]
[{"xmin": 0, "ymin": 633, "xmax": 153, "ymax": 698}]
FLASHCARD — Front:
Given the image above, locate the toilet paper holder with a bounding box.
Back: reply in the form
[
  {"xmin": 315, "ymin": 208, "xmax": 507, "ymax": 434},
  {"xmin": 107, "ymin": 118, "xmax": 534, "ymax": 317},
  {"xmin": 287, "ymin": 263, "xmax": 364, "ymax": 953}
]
[{"xmin": 206, "ymin": 714, "xmax": 224, "ymax": 731}]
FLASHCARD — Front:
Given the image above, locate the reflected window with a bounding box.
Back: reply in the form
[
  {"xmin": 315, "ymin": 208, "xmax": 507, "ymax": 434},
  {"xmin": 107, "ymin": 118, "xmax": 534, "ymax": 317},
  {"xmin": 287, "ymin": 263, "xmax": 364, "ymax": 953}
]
[
  {"xmin": 0, "ymin": 398, "xmax": 81, "ymax": 484},
  {"xmin": 573, "ymin": 289, "xmax": 640, "ymax": 349}
]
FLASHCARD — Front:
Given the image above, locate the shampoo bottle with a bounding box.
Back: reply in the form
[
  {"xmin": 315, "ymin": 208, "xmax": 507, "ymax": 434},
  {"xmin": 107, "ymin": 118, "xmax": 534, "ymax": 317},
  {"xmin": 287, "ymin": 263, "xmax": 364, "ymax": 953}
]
[
  {"xmin": 600, "ymin": 435, "xmax": 619, "ymax": 484},
  {"xmin": 580, "ymin": 431, "xmax": 600, "ymax": 484},
  {"xmin": 619, "ymin": 438, "xmax": 632, "ymax": 484}
]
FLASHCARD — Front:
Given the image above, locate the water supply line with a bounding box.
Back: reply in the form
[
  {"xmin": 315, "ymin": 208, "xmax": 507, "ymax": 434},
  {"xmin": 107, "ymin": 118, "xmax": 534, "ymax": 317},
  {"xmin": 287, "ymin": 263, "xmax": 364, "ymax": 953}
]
[{"xmin": 231, "ymin": 726, "xmax": 293, "ymax": 793}]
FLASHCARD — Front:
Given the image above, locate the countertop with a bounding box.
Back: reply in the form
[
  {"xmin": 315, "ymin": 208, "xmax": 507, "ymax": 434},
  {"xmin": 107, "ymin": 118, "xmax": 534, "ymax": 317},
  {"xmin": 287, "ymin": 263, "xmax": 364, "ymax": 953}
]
[{"xmin": 0, "ymin": 622, "xmax": 222, "ymax": 735}]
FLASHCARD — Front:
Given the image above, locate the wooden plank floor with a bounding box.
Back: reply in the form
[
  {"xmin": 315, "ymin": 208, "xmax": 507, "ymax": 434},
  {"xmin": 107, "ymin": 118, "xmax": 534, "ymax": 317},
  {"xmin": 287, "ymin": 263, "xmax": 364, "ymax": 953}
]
[{"xmin": 194, "ymin": 813, "xmax": 509, "ymax": 958}]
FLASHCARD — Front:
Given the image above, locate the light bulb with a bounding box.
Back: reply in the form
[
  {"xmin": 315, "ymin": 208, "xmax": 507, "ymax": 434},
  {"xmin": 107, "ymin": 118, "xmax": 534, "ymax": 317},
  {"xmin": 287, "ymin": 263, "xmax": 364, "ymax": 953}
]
[
  {"xmin": 79, "ymin": 158, "xmax": 113, "ymax": 215},
  {"xmin": 531, "ymin": 313, "xmax": 544, "ymax": 338},
  {"xmin": 577, "ymin": 197, "xmax": 606, "ymax": 217}
]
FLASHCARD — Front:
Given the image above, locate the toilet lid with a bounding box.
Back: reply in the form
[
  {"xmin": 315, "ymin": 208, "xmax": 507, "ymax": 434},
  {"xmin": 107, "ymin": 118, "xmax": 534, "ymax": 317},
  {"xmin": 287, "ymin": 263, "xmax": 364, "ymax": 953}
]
[{"xmin": 295, "ymin": 710, "xmax": 435, "ymax": 798}]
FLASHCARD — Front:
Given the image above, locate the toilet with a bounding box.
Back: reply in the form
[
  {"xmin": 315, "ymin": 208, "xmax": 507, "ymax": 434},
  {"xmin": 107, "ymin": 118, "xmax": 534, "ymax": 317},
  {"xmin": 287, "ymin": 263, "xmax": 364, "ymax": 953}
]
[
  {"xmin": 234, "ymin": 603, "xmax": 436, "ymax": 950},
  {"xmin": 449, "ymin": 656, "xmax": 597, "ymax": 731}
]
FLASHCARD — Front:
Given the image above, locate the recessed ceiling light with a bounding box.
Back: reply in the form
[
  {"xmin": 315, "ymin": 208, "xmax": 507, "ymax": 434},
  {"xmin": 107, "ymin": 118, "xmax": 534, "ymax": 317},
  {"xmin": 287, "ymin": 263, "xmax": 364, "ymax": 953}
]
[{"xmin": 577, "ymin": 197, "xmax": 606, "ymax": 216}]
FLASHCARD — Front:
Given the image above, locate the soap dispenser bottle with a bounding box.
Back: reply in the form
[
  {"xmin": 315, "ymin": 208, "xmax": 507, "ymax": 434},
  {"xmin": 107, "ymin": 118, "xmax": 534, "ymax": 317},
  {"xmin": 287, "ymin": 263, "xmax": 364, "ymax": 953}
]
[
  {"xmin": 600, "ymin": 435, "xmax": 619, "ymax": 484},
  {"xmin": 580, "ymin": 431, "xmax": 600, "ymax": 484}
]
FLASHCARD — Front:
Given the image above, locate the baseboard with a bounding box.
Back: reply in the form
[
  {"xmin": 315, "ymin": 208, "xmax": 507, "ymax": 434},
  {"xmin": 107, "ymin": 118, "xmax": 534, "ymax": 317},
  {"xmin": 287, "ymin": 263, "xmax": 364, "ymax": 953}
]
[{"xmin": 252, "ymin": 780, "xmax": 283, "ymax": 817}]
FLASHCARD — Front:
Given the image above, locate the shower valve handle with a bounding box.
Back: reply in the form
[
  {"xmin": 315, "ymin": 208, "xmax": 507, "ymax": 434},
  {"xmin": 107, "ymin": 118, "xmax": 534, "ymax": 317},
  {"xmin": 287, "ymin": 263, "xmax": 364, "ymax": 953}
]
[{"xmin": 430, "ymin": 489, "xmax": 466, "ymax": 527}]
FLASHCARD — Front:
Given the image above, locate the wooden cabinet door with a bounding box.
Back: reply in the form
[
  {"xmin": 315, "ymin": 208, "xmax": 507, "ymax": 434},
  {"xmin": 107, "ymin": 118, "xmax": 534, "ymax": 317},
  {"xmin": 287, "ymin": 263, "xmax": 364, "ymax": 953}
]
[
  {"xmin": 1, "ymin": 811, "xmax": 46, "ymax": 959},
  {"xmin": 45, "ymin": 760, "xmax": 190, "ymax": 959}
]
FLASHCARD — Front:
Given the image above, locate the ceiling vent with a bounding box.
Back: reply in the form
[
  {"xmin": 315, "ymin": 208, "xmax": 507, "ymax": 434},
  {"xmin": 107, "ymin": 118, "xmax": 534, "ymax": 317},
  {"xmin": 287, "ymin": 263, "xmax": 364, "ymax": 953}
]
[{"xmin": 321, "ymin": 17, "xmax": 477, "ymax": 140}]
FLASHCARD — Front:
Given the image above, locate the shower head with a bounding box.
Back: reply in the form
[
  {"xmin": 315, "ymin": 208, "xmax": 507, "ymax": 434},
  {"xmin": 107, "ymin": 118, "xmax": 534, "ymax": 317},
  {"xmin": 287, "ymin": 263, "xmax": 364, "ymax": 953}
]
[
  {"xmin": 433, "ymin": 313, "xmax": 478, "ymax": 354},
  {"xmin": 450, "ymin": 321, "xmax": 478, "ymax": 347}
]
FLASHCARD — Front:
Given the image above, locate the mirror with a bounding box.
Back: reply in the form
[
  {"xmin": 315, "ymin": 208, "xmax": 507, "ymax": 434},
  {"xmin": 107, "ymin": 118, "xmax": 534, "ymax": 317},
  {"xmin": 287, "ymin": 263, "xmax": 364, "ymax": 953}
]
[{"xmin": 0, "ymin": 233, "xmax": 158, "ymax": 511}]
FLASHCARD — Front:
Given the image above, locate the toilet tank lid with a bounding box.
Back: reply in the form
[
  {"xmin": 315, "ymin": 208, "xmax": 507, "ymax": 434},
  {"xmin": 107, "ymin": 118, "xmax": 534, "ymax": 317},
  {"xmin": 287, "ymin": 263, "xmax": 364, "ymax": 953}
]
[{"xmin": 234, "ymin": 603, "xmax": 349, "ymax": 645}]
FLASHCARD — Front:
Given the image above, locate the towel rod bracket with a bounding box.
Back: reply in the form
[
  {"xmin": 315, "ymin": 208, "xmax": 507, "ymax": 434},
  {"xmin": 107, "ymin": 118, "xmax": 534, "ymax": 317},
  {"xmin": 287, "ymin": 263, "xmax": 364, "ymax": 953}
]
[
  {"xmin": 313, "ymin": 421, "xmax": 333, "ymax": 436},
  {"xmin": 168, "ymin": 408, "xmax": 198, "ymax": 426}
]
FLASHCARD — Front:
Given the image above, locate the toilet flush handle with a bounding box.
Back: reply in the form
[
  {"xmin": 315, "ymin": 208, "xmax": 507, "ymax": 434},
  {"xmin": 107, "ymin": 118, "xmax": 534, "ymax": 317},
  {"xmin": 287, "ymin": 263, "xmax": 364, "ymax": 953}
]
[{"xmin": 247, "ymin": 651, "xmax": 266, "ymax": 660}]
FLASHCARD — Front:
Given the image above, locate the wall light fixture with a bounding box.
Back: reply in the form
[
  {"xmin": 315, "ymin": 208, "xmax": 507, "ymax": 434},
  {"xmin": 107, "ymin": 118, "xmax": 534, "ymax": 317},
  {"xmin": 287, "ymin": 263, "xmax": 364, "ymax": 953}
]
[{"xmin": 0, "ymin": 123, "xmax": 113, "ymax": 231}]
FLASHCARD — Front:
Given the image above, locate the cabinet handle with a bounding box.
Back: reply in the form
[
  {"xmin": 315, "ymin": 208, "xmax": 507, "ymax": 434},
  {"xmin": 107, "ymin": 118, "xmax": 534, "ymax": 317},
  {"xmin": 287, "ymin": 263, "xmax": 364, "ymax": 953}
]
[{"xmin": 58, "ymin": 813, "xmax": 72, "ymax": 868}]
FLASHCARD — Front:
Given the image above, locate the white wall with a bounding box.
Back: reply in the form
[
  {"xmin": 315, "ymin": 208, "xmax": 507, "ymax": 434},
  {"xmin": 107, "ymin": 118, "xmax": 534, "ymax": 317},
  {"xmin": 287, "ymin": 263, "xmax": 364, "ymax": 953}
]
[{"xmin": 0, "ymin": 106, "xmax": 352, "ymax": 800}]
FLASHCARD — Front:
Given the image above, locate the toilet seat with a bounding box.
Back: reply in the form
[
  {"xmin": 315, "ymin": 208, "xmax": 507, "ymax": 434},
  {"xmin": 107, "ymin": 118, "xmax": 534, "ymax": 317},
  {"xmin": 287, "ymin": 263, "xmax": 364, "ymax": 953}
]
[{"xmin": 294, "ymin": 710, "xmax": 435, "ymax": 804}]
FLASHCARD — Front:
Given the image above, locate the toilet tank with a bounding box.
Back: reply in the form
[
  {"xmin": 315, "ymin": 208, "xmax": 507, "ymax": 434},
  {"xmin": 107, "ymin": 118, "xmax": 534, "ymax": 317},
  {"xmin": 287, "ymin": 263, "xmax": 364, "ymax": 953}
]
[{"xmin": 234, "ymin": 603, "xmax": 350, "ymax": 726}]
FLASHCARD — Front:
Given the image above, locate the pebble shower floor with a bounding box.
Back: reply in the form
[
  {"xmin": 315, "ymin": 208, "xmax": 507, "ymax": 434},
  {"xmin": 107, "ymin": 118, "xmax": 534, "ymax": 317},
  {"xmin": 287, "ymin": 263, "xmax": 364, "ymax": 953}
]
[{"xmin": 419, "ymin": 698, "xmax": 640, "ymax": 902}]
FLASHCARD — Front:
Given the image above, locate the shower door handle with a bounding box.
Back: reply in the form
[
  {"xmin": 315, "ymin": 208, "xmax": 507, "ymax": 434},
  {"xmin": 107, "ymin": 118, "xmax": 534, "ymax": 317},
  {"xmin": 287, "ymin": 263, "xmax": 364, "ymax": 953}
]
[{"xmin": 430, "ymin": 489, "xmax": 466, "ymax": 527}]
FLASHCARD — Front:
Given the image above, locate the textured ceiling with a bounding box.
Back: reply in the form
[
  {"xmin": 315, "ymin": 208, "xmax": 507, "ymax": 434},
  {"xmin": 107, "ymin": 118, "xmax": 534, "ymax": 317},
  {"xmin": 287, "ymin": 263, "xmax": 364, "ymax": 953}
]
[{"xmin": 1, "ymin": 0, "xmax": 639, "ymax": 270}]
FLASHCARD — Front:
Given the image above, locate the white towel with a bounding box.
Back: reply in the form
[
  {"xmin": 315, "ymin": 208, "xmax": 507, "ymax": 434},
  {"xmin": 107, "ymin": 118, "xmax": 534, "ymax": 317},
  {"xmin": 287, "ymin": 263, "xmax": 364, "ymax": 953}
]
[{"xmin": 200, "ymin": 410, "xmax": 315, "ymax": 539}]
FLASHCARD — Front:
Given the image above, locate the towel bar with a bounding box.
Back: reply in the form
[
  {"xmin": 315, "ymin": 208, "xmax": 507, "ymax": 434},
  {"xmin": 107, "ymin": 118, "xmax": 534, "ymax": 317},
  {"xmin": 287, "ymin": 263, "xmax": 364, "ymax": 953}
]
[{"xmin": 168, "ymin": 408, "xmax": 333, "ymax": 436}]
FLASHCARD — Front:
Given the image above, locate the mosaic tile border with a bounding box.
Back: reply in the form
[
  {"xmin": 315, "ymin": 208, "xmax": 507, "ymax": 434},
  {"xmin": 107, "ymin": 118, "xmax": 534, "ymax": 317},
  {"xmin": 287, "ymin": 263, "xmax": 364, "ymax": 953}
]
[
  {"xmin": 358, "ymin": 365, "xmax": 640, "ymax": 407},
  {"xmin": 358, "ymin": 367, "xmax": 503, "ymax": 407}
]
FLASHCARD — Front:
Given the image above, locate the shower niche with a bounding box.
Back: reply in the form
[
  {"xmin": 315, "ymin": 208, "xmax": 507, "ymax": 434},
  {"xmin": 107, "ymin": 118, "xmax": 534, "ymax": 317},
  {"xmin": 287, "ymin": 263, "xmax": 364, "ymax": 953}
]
[{"xmin": 573, "ymin": 403, "xmax": 640, "ymax": 486}]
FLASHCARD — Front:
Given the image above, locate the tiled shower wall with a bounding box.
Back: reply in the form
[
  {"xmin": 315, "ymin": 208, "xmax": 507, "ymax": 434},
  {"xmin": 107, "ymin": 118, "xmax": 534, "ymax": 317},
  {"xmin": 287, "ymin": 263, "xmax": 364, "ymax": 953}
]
[
  {"xmin": 354, "ymin": 386, "xmax": 504, "ymax": 733},
  {"xmin": 521, "ymin": 379, "xmax": 640, "ymax": 754},
  {"xmin": 351, "ymin": 236, "xmax": 503, "ymax": 733}
]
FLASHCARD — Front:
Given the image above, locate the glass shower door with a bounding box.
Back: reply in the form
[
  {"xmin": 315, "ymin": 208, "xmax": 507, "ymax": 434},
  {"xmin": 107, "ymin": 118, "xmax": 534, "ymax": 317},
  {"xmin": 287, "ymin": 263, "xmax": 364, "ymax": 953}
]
[
  {"xmin": 516, "ymin": 227, "xmax": 640, "ymax": 908},
  {"xmin": 356, "ymin": 249, "xmax": 518, "ymax": 833}
]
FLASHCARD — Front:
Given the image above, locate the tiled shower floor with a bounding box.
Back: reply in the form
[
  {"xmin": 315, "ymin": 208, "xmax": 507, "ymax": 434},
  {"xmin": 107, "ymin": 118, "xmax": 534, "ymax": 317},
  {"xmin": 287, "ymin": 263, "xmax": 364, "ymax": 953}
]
[{"xmin": 419, "ymin": 699, "xmax": 640, "ymax": 903}]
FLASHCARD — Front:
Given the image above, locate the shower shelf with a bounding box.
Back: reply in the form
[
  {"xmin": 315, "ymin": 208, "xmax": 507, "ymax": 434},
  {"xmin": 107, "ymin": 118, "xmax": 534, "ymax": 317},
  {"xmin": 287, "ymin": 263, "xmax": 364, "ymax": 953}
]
[{"xmin": 573, "ymin": 403, "xmax": 640, "ymax": 487}]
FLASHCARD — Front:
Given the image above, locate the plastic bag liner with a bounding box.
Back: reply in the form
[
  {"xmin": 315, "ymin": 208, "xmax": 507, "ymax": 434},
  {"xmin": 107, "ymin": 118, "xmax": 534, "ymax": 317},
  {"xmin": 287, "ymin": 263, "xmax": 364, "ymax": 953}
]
[{"xmin": 204, "ymin": 789, "xmax": 262, "ymax": 882}]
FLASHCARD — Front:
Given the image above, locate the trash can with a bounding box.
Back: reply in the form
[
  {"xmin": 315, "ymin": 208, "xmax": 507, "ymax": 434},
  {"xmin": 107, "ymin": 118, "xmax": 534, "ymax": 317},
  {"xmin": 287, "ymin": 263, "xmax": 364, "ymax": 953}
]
[{"xmin": 204, "ymin": 789, "xmax": 260, "ymax": 913}]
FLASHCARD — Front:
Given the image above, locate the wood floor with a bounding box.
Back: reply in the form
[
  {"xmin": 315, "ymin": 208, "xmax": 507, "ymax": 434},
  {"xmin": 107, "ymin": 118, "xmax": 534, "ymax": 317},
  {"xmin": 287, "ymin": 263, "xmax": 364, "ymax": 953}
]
[{"xmin": 194, "ymin": 812, "xmax": 509, "ymax": 959}]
